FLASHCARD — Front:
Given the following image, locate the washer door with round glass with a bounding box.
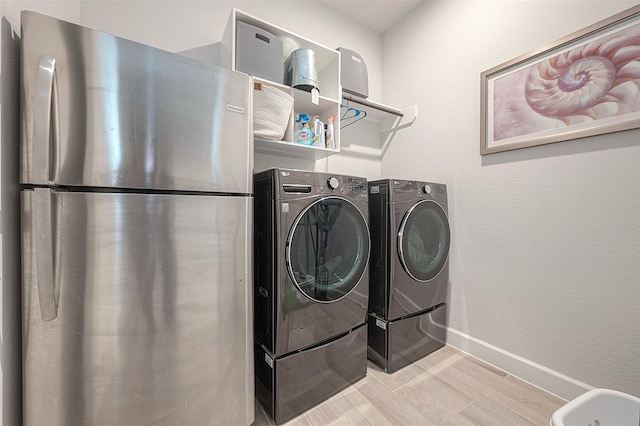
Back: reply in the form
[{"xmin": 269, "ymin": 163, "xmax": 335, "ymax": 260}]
[
  {"xmin": 398, "ymin": 200, "xmax": 450, "ymax": 282},
  {"xmin": 286, "ymin": 197, "xmax": 369, "ymax": 303}
]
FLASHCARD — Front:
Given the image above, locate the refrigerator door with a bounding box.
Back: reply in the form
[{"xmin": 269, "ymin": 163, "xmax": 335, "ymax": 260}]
[
  {"xmin": 21, "ymin": 189, "xmax": 253, "ymax": 425},
  {"xmin": 21, "ymin": 11, "xmax": 252, "ymax": 194}
]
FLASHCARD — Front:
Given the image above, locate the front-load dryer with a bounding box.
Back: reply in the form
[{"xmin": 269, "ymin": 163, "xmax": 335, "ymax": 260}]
[
  {"xmin": 367, "ymin": 179, "xmax": 450, "ymax": 372},
  {"xmin": 253, "ymin": 168, "xmax": 370, "ymax": 423}
]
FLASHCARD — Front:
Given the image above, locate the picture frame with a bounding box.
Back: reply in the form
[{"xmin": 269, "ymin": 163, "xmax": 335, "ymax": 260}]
[{"xmin": 480, "ymin": 5, "xmax": 640, "ymax": 155}]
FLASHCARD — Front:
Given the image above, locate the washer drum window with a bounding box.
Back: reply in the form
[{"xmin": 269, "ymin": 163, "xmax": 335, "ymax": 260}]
[
  {"xmin": 398, "ymin": 200, "xmax": 450, "ymax": 282},
  {"xmin": 286, "ymin": 197, "xmax": 370, "ymax": 303}
]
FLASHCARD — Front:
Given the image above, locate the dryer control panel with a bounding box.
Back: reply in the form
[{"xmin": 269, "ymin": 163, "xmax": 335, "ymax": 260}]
[
  {"xmin": 348, "ymin": 178, "xmax": 367, "ymax": 194},
  {"xmin": 388, "ymin": 179, "xmax": 447, "ymax": 203},
  {"xmin": 316, "ymin": 173, "xmax": 367, "ymax": 200},
  {"xmin": 273, "ymin": 168, "xmax": 368, "ymax": 201}
]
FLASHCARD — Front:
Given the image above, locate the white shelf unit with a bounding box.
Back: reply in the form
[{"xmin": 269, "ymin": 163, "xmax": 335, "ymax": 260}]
[{"xmin": 220, "ymin": 9, "xmax": 341, "ymax": 159}]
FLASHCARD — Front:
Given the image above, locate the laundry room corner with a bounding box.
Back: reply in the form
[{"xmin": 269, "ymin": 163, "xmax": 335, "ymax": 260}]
[{"xmin": 381, "ymin": 0, "xmax": 640, "ymax": 399}]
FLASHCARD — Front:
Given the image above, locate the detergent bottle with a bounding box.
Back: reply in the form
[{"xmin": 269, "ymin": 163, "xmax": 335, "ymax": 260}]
[
  {"xmin": 325, "ymin": 116, "xmax": 335, "ymax": 149},
  {"xmin": 295, "ymin": 113, "xmax": 311, "ymax": 145},
  {"xmin": 311, "ymin": 116, "xmax": 325, "ymax": 147}
]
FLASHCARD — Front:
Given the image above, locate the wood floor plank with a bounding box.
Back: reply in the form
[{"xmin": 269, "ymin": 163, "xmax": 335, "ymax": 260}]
[
  {"xmin": 352, "ymin": 372, "xmax": 376, "ymax": 391},
  {"xmin": 365, "ymin": 360, "xmax": 419, "ymax": 392},
  {"xmin": 499, "ymin": 375, "xmax": 565, "ymax": 422},
  {"xmin": 330, "ymin": 391, "xmax": 384, "ymax": 426},
  {"xmin": 446, "ymin": 351, "xmax": 522, "ymax": 396},
  {"xmin": 302, "ymin": 398, "xmax": 346, "ymax": 426},
  {"xmin": 397, "ymin": 364, "xmax": 476, "ymax": 413},
  {"xmin": 505, "ymin": 375, "xmax": 565, "ymax": 408},
  {"xmin": 431, "ymin": 347, "xmax": 563, "ymax": 424},
  {"xmin": 280, "ymin": 412, "xmax": 312, "ymax": 426},
  {"xmin": 452, "ymin": 363, "xmax": 561, "ymax": 425},
  {"xmin": 419, "ymin": 346, "xmax": 470, "ymax": 370},
  {"xmin": 254, "ymin": 345, "xmax": 565, "ymax": 426},
  {"xmin": 413, "ymin": 355, "xmax": 495, "ymax": 403},
  {"xmin": 328, "ymin": 419, "xmax": 364, "ymax": 426},
  {"xmin": 418, "ymin": 348, "xmax": 514, "ymax": 408},
  {"xmin": 357, "ymin": 376, "xmax": 433, "ymax": 425},
  {"xmin": 460, "ymin": 396, "xmax": 536, "ymax": 426},
  {"xmin": 420, "ymin": 346, "xmax": 508, "ymax": 380},
  {"xmin": 446, "ymin": 347, "xmax": 510, "ymax": 377},
  {"xmin": 394, "ymin": 379, "xmax": 476, "ymax": 426}
]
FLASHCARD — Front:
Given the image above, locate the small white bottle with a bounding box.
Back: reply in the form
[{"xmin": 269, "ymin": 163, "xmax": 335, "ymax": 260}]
[
  {"xmin": 325, "ymin": 116, "xmax": 335, "ymax": 149},
  {"xmin": 311, "ymin": 116, "xmax": 325, "ymax": 147}
]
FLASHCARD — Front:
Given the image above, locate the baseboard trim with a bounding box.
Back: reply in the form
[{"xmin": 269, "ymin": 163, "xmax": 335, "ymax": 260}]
[{"xmin": 446, "ymin": 327, "xmax": 592, "ymax": 401}]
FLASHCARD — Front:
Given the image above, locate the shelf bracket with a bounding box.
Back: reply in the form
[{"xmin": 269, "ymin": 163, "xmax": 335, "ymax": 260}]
[
  {"xmin": 380, "ymin": 105, "xmax": 418, "ymax": 157},
  {"xmin": 380, "ymin": 104, "xmax": 417, "ymax": 134}
]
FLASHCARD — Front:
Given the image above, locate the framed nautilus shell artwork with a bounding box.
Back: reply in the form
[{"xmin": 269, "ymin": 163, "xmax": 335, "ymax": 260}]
[{"xmin": 480, "ymin": 5, "xmax": 640, "ymax": 155}]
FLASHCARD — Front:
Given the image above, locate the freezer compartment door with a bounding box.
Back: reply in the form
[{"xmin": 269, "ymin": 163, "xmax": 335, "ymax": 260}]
[
  {"xmin": 21, "ymin": 189, "xmax": 254, "ymax": 425},
  {"xmin": 21, "ymin": 11, "xmax": 252, "ymax": 193}
]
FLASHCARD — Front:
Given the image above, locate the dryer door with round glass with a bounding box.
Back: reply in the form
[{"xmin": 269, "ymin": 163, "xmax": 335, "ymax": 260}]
[
  {"xmin": 398, "ymin": 200, "xmax": 450, "ymax": 282},
  {"xmin": 286, "ymin": 197, "xmax": 369, "ymax": 303}
]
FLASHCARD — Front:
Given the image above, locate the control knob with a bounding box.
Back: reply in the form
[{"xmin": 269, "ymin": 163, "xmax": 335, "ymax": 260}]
[
  {"xmin": 327, "ymin": 177, "xmax": 340, "ymax": 190},
  {"xmin": 421, "ymin": 184, "xmax": 432, "ymax": 194}
]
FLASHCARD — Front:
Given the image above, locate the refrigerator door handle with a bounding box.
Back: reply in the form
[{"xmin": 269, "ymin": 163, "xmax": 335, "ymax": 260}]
[
  {"xmin": 33, "ymin": 55, "xmax": 56, "ymax": 184},
  {"xmin": 33, "ymin": 187, "xmax": 58, "ymax": 321}
]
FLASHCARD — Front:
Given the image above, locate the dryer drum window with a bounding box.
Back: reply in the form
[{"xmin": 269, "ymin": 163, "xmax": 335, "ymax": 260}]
[
  {"xmin": 287, "ymin": 196, "xmax": 370, "ymax": 303},
  {"xmin": 398, "ymin": 200, "xmax": 450, "ymax": 282}
]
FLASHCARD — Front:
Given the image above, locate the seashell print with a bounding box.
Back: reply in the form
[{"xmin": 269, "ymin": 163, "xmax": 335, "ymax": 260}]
[
  {"xmin": 526, "ymin": 56, "xmax": 616, "ymax": 118},
  {"xmin": 493, "ymin": 21, "xmax": 640, "ymax": 142}
]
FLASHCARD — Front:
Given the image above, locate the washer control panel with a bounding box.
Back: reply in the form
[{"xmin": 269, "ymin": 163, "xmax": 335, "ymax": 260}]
[
  {"xmin": 348, "ymin": 178, "xmax": 367, "ymax": 193},
  {"xmin": 274, "ymin": 169, "xmax": 368, "ymax": 201},
  {"xmin": 315, "ymin": 174, "xmax": 367, "ymax": 199},
  {"xmin": 389, "ymin": 179, "xmax": 446, "ymax": 201}
]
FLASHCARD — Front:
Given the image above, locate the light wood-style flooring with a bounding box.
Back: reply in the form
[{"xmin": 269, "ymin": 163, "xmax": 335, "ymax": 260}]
[{"xmin": 253, "ymin": 345, "xmax": 566, "ymax": 426}]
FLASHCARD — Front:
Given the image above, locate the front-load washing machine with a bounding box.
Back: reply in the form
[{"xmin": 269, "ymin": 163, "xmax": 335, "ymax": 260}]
[
  {"xmin": 253, "ymin": 168, "xmax": 370, "ymax": 423},
  {"xmin": 367, "ymin": 179, "xmax": 450, "ymax": 372}
]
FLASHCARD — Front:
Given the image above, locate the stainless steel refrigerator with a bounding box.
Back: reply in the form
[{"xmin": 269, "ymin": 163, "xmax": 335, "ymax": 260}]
[{"xmin": 20, "ymin": 11, "xmax": 254, "ymax": 425}]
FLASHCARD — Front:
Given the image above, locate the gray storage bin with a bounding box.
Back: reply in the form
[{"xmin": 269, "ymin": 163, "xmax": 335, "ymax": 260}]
[
  {"xmin": 236, "ymin": 21, "xmax": 283, "ymax": 83},
  {"xmin": 337, "ymin": 47, "xmax": 369, "ymax": 98}
]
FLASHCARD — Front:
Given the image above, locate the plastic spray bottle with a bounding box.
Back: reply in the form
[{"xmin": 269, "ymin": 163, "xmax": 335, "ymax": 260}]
[
  {"xmin": 325, "ymin": 116, "xmax": 335, "ymax": 149},
  {"xmin": 295, "ymin": 113, "xmax": 311, "ymax": 145}
]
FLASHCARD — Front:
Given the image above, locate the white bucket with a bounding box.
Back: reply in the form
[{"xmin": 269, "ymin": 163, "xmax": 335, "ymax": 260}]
[{"xmin": 550, "ymin": 388, "xmax": 640, "ymax": 426}]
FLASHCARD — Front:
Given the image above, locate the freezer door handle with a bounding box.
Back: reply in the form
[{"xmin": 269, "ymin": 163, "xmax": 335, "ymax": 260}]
[
  {"xmin": 32, "ymin": 188, "xmax": 57, "ymax": 321},
  {"xmin": 33, "ymin": 55, "xmax": 56, "ymax": 184}
]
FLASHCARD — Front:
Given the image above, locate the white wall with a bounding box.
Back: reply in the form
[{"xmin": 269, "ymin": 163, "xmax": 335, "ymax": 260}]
[{"xmin": 382, "ymin": 0, "xmax": 640, "ymax": 398}]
